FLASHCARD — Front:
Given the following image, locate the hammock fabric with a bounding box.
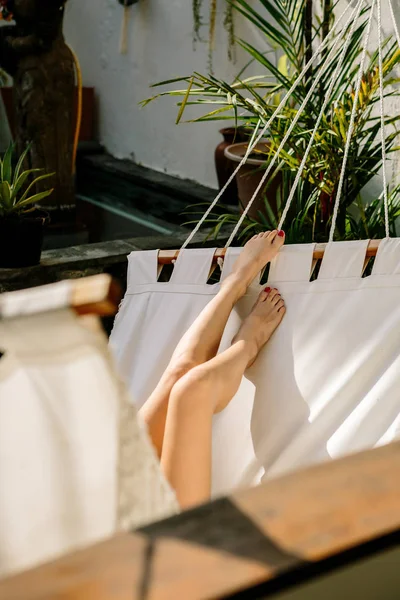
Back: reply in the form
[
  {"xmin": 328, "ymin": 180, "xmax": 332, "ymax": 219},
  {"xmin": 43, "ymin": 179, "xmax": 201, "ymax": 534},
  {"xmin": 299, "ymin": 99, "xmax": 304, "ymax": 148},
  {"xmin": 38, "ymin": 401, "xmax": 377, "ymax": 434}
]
[
  {"xmin": 110, "ymin": 0, "xmax": 400, "ymax": 496},
  {"xmin": 110, "ymin": 239, "xmax": 400, "ymax": 496},
  {"xmin": 3, "ymin": 0, "xmax": 400, "ymax": 580},
  {"xmin": 0, "ymin": 308, "xmax": 177, "ymax": 578}
]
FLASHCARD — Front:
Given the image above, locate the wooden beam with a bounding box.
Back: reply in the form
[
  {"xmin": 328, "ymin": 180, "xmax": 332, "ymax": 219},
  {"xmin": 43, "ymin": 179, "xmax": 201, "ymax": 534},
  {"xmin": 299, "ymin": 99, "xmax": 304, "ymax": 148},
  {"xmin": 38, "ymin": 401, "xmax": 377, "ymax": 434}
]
[
  {"xmin": 71, "ymin": 275, "xmax": 122, "ymax": 316},
  {"xmin": 0, "ymin": 274, "xmax": 122, "ymax": 319},
  {"xmin": 158, "ymin": 239, "xmax": 382, "ymax": 265},
  {"xmin": 1, "ymin": 442, "xmax": 399, "ymax": 599}
]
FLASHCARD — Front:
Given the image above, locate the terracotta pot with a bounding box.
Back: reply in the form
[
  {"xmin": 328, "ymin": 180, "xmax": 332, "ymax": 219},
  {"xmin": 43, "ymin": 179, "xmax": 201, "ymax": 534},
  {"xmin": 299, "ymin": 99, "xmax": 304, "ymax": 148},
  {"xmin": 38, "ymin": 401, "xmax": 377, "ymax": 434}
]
[
  {"xmin": 214, "ymin": 128, "xmax": 248, "ymax": 205},
  {"xmin": 224, "ymin": 142, "xmax": 282, "ymax": 220},
  {"xmin": 1, "ymin": 86, "xmax": 95, "ymax": 142}
]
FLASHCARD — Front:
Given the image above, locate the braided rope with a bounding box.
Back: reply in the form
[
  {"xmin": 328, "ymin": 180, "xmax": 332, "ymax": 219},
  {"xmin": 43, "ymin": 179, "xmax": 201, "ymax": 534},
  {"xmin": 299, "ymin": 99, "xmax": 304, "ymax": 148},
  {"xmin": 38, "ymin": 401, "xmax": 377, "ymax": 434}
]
[
  {"xmin": 277, "ymin": 0, "xmax": 365, "ymax": 231},
  {"xmin": 226, "ymin": 0, "xmax": 365, "ymax": 247},
  {"xmin": 387, "ymin": 0, "xmax": 400, "ymax": 50},
  {"xmin": 180, "ymin": 0, "xmax": 354, "ymax": 250},
  {"xmin": 328, "ymin": 0, "xmax": 376, "ymax": 242},
  {"xmin": 377, "ymin": 0, "xmax": 390, "ymax": 237}
]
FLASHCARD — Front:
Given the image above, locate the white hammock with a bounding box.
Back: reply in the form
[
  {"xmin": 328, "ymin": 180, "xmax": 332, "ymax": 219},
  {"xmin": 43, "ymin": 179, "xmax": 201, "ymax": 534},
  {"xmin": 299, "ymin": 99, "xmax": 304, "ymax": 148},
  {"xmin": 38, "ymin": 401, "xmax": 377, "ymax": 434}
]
[
  {"xmin": 110, "ymin": 240, "xmax": 400, "ymax": 496},
  {"xmin": 0, "ymin": 298, "xmax": 178, "ymax": 578},
  {"xmin": 110, "ymin": 0, "xmax": 400, "ymax": 494}
]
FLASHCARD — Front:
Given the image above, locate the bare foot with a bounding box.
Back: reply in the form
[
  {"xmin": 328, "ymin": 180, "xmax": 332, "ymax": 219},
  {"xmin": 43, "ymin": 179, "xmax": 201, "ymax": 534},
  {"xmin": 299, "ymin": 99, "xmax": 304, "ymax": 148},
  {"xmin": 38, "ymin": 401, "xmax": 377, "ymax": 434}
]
[
  {"xmin": 223, "ymin": 231, "xmax": 285, "ymax": 299},
  {"xmin": 232, "ymin": 287, "xmax": 286, "ymax": 368}
]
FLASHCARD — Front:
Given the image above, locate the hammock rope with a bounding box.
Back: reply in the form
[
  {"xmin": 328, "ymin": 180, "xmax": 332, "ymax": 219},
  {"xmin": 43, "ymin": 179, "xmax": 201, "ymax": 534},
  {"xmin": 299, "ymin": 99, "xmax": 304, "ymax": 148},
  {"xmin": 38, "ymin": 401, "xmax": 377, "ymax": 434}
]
[
  {"xmin": 180, "ymin": 0, "xmax": 355, "ymax": 250},
  {"xmin": 225, "ymin": 15, "xmax": 363, "ymax": 245},
  {"xmin": 181, "ymin": 0, "xmax": 395, "ymax": 250},
  {"xmin": 377, "ymin": 0, "xmax": 389, "ymax": 237},
  {"xmin": 258, "ymin": 0, "xmax": 364, "ymax": 241},
  {"xmin": 388, "ymin": 0, "xmax": 400, "ymax": 51},
  {"xmin": 329, "ymin": 0, "xmax": 377, "ymax": 242},
  {"xmin": 227, "ymin": 0, "xmax": 370, "ymax": 247},
  {"xmin": 276, "ymin": 0, "xmax": 365, "ymax": 233}
]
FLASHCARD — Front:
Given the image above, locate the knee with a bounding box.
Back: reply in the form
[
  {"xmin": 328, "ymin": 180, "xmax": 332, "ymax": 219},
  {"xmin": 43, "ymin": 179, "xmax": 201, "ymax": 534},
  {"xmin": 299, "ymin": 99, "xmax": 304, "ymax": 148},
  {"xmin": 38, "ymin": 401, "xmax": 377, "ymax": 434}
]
[
  {"xmin": 180, "ymin": 365, "xmax": 212, "ymax": 389},
  {"xmin": 170, "ymin": 365, "xmax": 213, "ymax": 410},
  {"xmin": 166, "ymin": 355, "xmax": 199, "ymax": 384}
]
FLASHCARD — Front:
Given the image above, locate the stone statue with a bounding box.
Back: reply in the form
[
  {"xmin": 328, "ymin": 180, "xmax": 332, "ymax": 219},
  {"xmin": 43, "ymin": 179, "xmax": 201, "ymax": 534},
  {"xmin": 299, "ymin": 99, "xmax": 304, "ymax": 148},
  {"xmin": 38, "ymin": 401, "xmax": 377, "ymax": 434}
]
[{"xmin": 0, "ymin": 0, "xmax": 76, "ymax": 224}]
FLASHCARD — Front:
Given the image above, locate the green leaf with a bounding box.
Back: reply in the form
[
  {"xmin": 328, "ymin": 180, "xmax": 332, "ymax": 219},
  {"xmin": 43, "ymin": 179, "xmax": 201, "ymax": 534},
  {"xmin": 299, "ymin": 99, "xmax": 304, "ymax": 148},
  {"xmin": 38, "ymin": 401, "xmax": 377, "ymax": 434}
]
[
  {"xmin": 176, "ymin": 77, "xmax": 194, "ymax": 124},
  {"xmin": 278, "ymin": 55, "xmax": 289, "ymax": 77},
  {"xmin": 11, "ymin": 168, "xmax": 43, "ymax": 203},
  {"xmin": 1, "ymin": 143, "xmax": 13, "ymax": 185},
  {"xmin": 186, "ymin": 105, "xmax": 234, "ymax": 122},
  {"xmin": 13, "ymin": 189, "xmax": 54, "ymax": 212},
  {"xmin": 18, "ymin": 172, "xmax": 55, "ymax": 205},
  {"xmin": 150, "ymin": 76, "xmax": 192, "ymax": 88},
  {"xmin": 12, "ymin": 144, "xmax": 31, "ymax": 187},
  {"xmin": 0, "ymin": 181, "xmax": 12, "ymax": 208}
]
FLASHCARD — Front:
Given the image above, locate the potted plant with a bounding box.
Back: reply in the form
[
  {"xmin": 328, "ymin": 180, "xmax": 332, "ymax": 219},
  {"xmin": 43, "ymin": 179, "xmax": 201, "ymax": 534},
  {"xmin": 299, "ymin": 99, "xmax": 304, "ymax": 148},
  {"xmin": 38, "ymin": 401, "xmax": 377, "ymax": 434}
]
[
  {"xmin": 0, "ymin": 143, "xmax": 53, "ymax": 268},
  {"xmin": 142, "ymin": 0, "xmax": 400, "ymax": 243},
  {"xmin": 223, "ymin": 140, "xmax": 283, "ymax": 219},
  {"xmin": 214, "ymin": 126, "xmax": 249, "ymax": 205}
]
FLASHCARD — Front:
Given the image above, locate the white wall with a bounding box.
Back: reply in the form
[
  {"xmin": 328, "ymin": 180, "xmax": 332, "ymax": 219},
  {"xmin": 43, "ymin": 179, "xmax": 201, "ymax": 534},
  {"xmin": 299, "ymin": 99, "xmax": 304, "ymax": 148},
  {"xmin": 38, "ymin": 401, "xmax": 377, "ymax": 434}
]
[
  {"xmin": 64, "ymin": 0, "xmax": 261, "ymax": 188},
  {"xmin": 64, "ymin": 0, "xmax": 400, "ymax": 188}
]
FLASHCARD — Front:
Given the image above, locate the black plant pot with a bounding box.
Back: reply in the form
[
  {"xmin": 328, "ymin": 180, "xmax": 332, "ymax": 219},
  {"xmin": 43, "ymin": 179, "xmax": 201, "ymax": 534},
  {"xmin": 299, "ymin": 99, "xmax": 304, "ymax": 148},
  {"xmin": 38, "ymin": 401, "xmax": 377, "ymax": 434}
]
[{"xmin": 0, "ymin": 211, "xmax": 49, "ymax": 268}]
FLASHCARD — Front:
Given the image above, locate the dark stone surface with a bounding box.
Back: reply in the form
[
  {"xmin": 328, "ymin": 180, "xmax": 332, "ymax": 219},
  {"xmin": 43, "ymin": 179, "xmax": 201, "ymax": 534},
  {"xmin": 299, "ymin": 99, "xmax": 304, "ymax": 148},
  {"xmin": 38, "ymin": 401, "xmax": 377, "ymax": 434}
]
[
  {"xmin": 0, "ymin": 230, "xmax": 228, "ymax": 294},
  {"xmin": 78, "ymin": 153, "xmax": 217, "ymax": 208},
  {"xmin": 74, "ymin": 151, "xmax": 233, "ymax": 250}
]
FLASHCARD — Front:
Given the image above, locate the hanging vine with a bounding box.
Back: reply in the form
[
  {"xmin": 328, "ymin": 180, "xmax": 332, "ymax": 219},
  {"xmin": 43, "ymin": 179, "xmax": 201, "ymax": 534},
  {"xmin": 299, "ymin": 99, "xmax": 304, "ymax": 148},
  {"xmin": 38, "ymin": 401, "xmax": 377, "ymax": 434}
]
[
  {"xmin": 208, "ymin": 0, "xmax": 217, "ymax": 71},
  {"xmin": 223, "ymin": 1, "xmax": 235, "ymax": 62},
  {"xmin": 192, "ymin": 0, "xmax": 236, "ymax": 70},
  {"xmin": 193, "ymin": 0, "xmax": 203, "ymax": 44}
]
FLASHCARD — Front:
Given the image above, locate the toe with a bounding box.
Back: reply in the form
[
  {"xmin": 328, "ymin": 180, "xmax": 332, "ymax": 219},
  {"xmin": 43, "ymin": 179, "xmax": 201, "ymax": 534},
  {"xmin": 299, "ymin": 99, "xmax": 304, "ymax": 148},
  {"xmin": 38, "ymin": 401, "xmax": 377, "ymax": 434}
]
[
  {"xmin": 278, "ymin": 303, "xmax": 286, "ymax": 314},
  {"xmin": 272, "ymin": 292, "xmax": 282, "ymax": 305},
  {"xmin": 258, "ymin": 288, "xmax": 270, "ymax": 302},
  {"xmin": 273, "ymin": 230, "xmax": 285, "ymax": 246},
  {"xmin": 275, "ymin": 298, "xmax": 285, "ymax": 310},
  {"xmin": 267, "ymin": 287, "xmax": 280, "ymax": 302},
  {"xmin": 267, "ymin": 230, "xmax": 278, "ymax": 241}
]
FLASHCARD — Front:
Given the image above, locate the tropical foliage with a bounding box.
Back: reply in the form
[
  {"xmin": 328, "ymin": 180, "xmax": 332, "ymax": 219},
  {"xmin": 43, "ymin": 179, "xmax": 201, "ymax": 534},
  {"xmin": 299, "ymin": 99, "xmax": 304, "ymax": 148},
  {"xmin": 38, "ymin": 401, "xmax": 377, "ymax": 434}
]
[
  {"xmin": 142, "ymin": 0, "xmax": 400, "ymax": 242},
  {"xmin": 0, "ymin": 143, "xmax": 54, "ymax": 217}
]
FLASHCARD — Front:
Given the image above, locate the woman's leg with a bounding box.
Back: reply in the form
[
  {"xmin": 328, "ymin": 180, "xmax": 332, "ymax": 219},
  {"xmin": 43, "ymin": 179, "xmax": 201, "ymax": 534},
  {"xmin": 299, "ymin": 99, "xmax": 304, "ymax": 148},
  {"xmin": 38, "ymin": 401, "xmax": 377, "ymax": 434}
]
[
  {"xmin": 161, "ymin": 287, "xmax": 286, "ymax": 509},
  {"xmin": 140, "ymin": 231, "xmax": 285, "ymax": 456}
]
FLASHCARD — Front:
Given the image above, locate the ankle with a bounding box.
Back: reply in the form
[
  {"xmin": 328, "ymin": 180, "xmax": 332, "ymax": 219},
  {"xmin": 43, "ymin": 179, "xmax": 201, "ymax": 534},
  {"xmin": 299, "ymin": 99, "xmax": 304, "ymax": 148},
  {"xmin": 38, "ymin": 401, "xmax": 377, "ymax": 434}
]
[
  {"xmin": 220, "ymin": 273, "xmax": 247, "ymax": 301},
  {"xmin": 231, "ymin": 336, "xmax": 258, "ymax": 364}
]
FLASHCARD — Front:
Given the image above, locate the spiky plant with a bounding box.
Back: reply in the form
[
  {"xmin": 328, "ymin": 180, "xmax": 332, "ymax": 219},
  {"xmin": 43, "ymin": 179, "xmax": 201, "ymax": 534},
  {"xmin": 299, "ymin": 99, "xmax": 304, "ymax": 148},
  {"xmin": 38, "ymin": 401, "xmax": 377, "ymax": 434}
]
[{"xmin": 0, "ymin": 143, "xmax": 54, "ymax": 217}]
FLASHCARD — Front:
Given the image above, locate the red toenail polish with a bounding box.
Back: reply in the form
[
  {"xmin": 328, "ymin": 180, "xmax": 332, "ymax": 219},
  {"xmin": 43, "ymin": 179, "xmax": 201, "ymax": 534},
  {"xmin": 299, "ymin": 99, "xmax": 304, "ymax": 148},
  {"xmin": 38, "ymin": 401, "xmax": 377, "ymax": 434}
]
[
  {"xmin": 265, "ymin": 287, "xmax": 271, "ymax": 292},
  {"xmin": 278, "ymin": 230, "xmax": 285, "ymax": 237}
]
